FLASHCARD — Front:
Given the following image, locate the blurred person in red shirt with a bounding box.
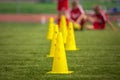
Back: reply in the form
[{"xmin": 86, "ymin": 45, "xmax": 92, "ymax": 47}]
[
  {"xmin": 69, "ymin": 0, "xmax": 86, "ymax": 30},
  {"xmin": 57, "ymin": 0, "xmax": 69, "ymax": 25},
  {"xmin": 78, "ymin": 5, "xmax": 117, "ymax": 30},
  {"xmin": 57, "ymin": 0, "xmax": 69, "ymax": 12}
]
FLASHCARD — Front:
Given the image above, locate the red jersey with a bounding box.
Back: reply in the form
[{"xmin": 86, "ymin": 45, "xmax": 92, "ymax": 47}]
[
  {"xmin": 70, "ymin": 5, "xmax": 84, "ymax": 21},
  {"xmin": 69, "ymin": 5, "xmax": 85, "ymax": 27},
  {"xmin": 57, "ymin": 0, "xmax": 69, "ymax": 11},
  {"xmin": 93, "ymin": 11, "xmax": 108, "ymax": 29}
]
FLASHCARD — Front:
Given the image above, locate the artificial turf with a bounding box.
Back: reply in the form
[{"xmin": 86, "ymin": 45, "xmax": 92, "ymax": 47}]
[{"xmin": 0, "ymin": 22, "xmax": 120, "ymax": 80}]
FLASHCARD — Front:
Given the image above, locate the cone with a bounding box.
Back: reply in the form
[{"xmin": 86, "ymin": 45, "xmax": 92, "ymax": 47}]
[
  {"xmin": 47, "ymin": 24, "xmax": 59, "ymax": 57},
  {"xmin": 47, "ymin": 17, "xmax": 54, "ymax": 40},
  {"xmin": 48, "ymin": 32, "xmax": 73, "ymax": 74},
  {"xmin": 65, "ymin": 22, "xmax": 79, "ymax": 50},
  {"xmin": 59, "ymin": 15, "xmax": 67, "ymax": 44}
]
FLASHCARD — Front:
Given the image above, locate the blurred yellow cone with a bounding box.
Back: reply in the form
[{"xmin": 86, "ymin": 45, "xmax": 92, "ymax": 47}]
[
  {"xmin": 66, "ymin": 22, "xmax": 79, "ymax": 50},
  {"xmin": 47, "ymin": 17, "xmax": 54, "ymax": 40},
  {"xmin": 47, "ymin": 24, "xmax": 59, "ymax": 57},
  {"xmin": 60, "ymin": 15, "xmax": 67, "ymax": 44},
  {"xmin": 47, "ymin": 32, "xmax": 73, "ymax": 74}
]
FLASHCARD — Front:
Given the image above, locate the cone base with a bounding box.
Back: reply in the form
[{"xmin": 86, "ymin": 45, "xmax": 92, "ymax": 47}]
[
  {"xmin": 47, "ymin": 55, "xmax": 54, "ymax": 58},
  {"xmin": 47, "ymin": 71, "xmax": 73, "ymax": 74},
  {"xmin": 66, "ymin": 48, "xmax": 80, "ymax": 51}
]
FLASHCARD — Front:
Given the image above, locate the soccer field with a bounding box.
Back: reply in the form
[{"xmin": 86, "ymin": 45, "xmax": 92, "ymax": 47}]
[{"xmin": 0, "ymin": 22, "xmax": 120, "ymax": 80}]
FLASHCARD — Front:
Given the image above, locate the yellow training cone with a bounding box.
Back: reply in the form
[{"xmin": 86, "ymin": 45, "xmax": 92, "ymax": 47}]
[
  {"xmin": 47, "ymin": 17, "xmax": 54, "ymax": 40},
  {"xmin": 48, "ymin": 32, "xmax": 73, "ymax": 74},
  {"xmin": 47, "ymin": 24, "xmax": 59, "ymax": 57},
  {"xmin": 60, "ymin": 15, "xmax": 67, "ymax": 44},
  {"xmin": 66, "ymin": 22, "xmax": 79, "ymax": 50}
]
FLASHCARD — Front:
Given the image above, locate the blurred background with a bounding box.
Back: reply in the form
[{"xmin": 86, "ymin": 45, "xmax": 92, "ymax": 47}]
[
  {"xmin": 0, "ymin": 0, "xmax": 120, "ymax": 14},
  {"xmin": 0, "ymin": 0, "xmax": 120, "ymax": 23}
]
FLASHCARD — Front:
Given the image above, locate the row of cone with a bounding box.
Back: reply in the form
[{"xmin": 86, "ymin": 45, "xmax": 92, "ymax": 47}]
[{"xmin": 46, "ymin": 16, "xmax": 79, "ymax": 74}]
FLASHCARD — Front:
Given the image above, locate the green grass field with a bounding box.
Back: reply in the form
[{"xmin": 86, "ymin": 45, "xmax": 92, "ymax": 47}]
[
  {"xmin": 0, "ymin": 2, "xmax": 116, "ymax": 14},
  {"xmin": 0, "ymin": 22, "xmax": 120, "ymax": 80},
  {"xmin": 0, "ymin": 3, "xmax": 57, "ymax": 14}
]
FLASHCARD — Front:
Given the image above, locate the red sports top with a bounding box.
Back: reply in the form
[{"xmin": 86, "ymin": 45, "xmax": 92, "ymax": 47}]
[
  {"xmin": 57, "ymin": 0, "xmax": 69, "ymax": 11},
  {"xmin": 93, "ymin": 11, "xmax": 108, "ymax": 29},
  {"xmin": 70, "ymin": 5, "xmax": 84, "ymax": 21}
]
